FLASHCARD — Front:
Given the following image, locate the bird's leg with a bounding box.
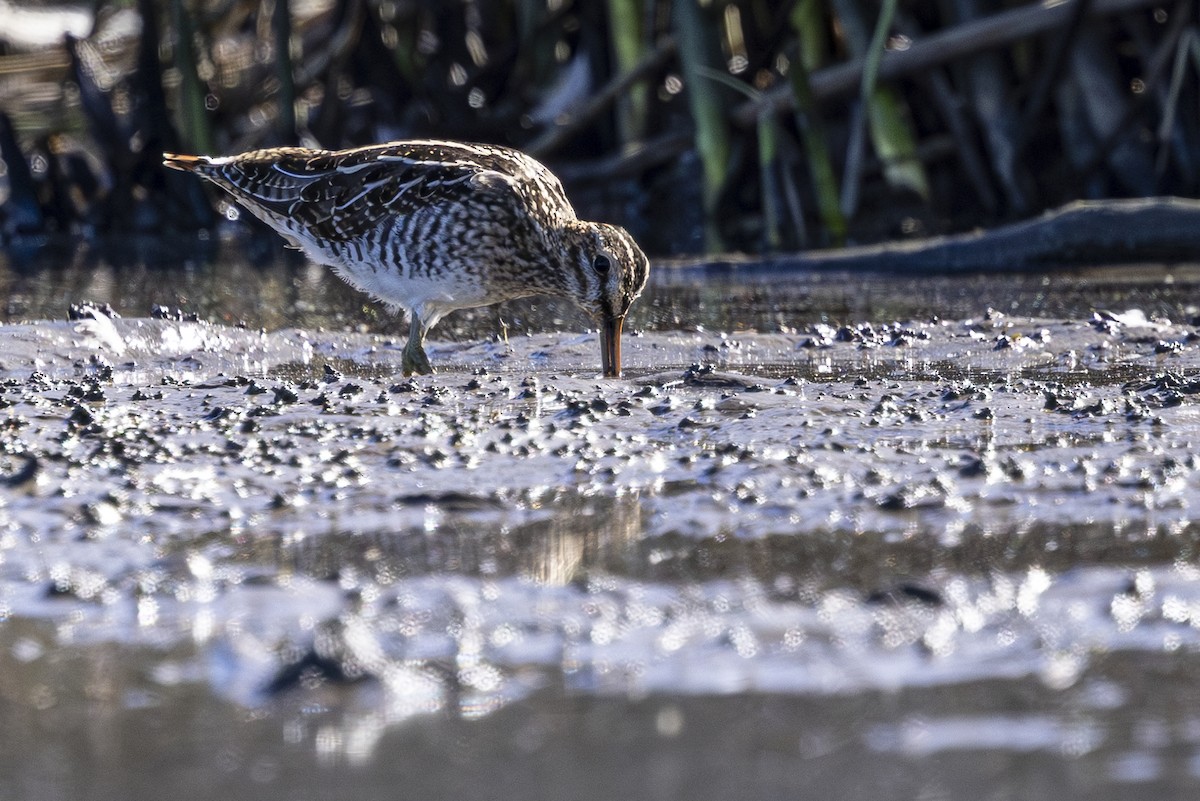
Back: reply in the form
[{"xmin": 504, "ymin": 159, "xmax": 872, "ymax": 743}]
[
  {"xmin": 402, "ymin": 313, "xmax": 434, "ymax": 376},
  {"xmin": 498, "ymin": 314, "xmax": 511, "ymax": 351}
]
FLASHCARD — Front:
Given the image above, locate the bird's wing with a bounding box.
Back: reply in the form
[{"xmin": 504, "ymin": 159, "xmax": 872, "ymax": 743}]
[{"xmin": 191, "ymin": 142, "xmax": 575, "ymax": 243}]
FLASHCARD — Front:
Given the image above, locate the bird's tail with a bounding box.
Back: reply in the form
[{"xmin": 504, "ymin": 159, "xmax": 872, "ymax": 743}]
[{"xmin": 163, "ymin": 153, "xmax": 212, "ymax": 173}]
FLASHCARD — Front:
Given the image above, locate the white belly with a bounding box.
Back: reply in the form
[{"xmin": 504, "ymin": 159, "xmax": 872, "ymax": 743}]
[
  {"xmin": 329, "ymin": 258, "xmax": 487, "ymax": 320},
  {"xmin": 268, "ymin": 211, "xmax": 496, "ymax": 324}
]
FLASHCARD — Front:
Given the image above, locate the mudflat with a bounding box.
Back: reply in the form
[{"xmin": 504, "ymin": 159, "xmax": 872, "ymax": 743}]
[{"xmin": 1, "ymin": 298, "xmax": 1200, "ymax": 797}]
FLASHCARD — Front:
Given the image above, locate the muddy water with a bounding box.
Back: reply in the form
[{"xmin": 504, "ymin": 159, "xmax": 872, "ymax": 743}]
[
  {"xmin": 4, "ymin": 243, "xmax": 1200, "ymax": 334},
  {"xmin": 3, "ymin": 248, "xmax": 1200, "ymax": 799}
]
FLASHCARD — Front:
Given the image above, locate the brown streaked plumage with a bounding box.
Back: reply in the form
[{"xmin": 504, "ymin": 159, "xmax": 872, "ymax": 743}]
[{"xmin": 163, "ymin": 140, "xmax": 649, "ymax": 376}]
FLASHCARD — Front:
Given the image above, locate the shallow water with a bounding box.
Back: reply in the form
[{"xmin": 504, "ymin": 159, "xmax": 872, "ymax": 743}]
[
  {"xmin": 4, "ymin": 243, "xmax": 1200, "ymax": 799},
  {"xmin": 4, "ymin": 239, "xmax": 1200, "ymax": 334}
]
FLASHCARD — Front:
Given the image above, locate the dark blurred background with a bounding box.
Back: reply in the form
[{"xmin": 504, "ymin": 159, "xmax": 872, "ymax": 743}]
[{"xmin": 0, "ymin": 0, "xmax": 1192, "ymax": 256}]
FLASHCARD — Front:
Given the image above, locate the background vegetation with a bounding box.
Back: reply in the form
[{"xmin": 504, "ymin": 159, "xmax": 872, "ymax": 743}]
[{"xmin": 0, "ymin": 0, "xmax": 1193, "ymax": 255}]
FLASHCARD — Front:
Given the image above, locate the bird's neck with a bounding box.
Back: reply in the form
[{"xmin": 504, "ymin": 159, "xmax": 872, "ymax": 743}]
[{"xmin": 498, "ymin": 222, "xmax": 587, "ymax": 300}]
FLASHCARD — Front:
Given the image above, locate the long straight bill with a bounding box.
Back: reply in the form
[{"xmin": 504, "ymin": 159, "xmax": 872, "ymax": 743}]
[{"xmin": 600, "ymin": 314, "xmax": 625, "ymax": 377}]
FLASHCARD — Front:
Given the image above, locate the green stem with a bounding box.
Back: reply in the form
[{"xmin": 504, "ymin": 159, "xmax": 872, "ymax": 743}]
[
  {"xmin": 788, "ymin": 2, "xmax": 846, "ymax": 246},
  {"xmin": 271, "ymin": 0, "xmax": 296, "ymax": 143},
  {"xmin": 673, "ymin": 0, "xmax": 731, "ymax": 251},
  {"xmin": 606, "ymin": 0, "xmax": 648, "ymax": 146},
  {"xmin": 170, "ymin": 0, "xmax": 213, "ymax": 153}
]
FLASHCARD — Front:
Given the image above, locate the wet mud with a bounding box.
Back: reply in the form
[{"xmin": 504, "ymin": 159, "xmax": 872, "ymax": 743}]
[{"xmin": 4, "ymin": 301, "xmax": 1200, "ymax": 797}]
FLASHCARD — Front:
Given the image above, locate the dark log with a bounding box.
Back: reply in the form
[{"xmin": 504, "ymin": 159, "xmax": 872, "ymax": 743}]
[{"xmin": 661, "ymin": 198, "xmax": 1200, "ymax": 273}]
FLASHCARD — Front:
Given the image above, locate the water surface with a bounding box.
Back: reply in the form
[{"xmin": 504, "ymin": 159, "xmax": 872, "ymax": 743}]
[{"xmin": 4, "ymin": 238, "xmax": 1199, "ymax": 334}]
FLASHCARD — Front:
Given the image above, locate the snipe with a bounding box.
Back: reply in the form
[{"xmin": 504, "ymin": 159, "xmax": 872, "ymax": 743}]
[{"xmin": 164, "ymin": 140, "xmax": 649, "ymax": 376}]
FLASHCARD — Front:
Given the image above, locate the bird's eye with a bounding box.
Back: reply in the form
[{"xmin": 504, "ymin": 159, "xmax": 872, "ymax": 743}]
[{"xmin": 593, "ymin": 253, "xmax": 612, "ymax": 275}]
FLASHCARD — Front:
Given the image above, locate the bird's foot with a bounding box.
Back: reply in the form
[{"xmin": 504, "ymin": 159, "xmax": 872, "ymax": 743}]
[{"xmin": 401, "ymin": 343, "xmax": 434, "ymax": 376}]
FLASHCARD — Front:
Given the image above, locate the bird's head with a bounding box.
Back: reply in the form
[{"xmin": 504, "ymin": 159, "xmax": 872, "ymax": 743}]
[{"xmin": 566, "ymin": 222, "xmax": 650, "ymax": 378}]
